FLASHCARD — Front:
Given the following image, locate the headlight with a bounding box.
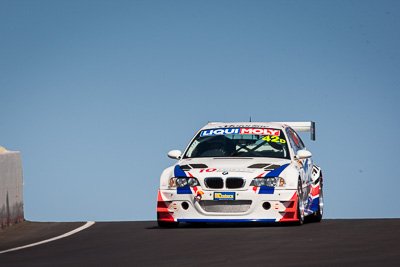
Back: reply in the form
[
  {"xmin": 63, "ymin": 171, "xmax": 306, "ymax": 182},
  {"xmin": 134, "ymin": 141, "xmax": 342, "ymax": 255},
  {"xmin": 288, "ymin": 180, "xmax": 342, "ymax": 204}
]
[
  {"xmin": 250, "ymin": 177, "xmax": 285, "ymax": 187},
  {"xmin": 187, "ymin": 178, "xmax": 199, "ymax": 187},
  {"xmin": 169, "ymin": 177, "xmax": 200, "ymax": 188},
  {"xmin": 176, "ymin": 178, "xmax": 188, "ymax": 187}
]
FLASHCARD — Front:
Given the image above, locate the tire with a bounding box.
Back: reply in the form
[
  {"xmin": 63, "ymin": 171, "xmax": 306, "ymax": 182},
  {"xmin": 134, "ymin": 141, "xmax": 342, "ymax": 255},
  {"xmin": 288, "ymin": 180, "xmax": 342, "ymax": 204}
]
[
  {"xmin": 296, "ymin": 179, "xmax": 305, "ymax": 226},
  {"xmin": 157, "ymin": 220, "xmax": 179, "ymax": 228}
]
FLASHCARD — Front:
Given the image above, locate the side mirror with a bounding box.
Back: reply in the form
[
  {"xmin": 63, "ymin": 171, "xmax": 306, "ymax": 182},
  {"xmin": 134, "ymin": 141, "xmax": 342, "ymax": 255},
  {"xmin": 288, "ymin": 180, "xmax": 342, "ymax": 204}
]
[
  {"xmin": 296, "ymin": 150, "xmax": 312, "ymax": 159},
  {"xmin": 168, "ymin": 150, "xmax": 182, "ymax": 159}
]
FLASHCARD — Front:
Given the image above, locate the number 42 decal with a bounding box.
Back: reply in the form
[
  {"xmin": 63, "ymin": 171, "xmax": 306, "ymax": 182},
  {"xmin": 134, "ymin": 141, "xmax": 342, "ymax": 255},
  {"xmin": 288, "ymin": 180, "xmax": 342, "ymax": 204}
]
[{"xmin": 262, "ymin": 135, "xmax": 286, "ymax": 143}]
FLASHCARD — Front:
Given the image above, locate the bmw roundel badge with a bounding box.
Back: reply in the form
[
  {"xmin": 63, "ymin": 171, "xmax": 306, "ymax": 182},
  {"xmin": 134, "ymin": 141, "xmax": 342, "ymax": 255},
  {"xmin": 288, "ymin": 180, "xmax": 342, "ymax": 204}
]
[{"xmin": 222, "ymin": 171, "xmax": 228, "ymax": 175}]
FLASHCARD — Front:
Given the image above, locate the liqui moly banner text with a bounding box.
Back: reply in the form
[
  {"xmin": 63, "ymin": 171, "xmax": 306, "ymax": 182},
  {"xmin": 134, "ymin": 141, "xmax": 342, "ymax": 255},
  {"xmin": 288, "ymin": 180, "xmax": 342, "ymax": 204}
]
[{"xmin": 200, "ymin": 128, "xmax": 280, "ymax": 137}]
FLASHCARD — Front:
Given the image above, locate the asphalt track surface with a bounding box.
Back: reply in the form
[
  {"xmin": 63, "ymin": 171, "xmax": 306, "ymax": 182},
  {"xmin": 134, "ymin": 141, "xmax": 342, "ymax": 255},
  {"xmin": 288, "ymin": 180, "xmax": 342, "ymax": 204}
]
[{"xmin": 1, "ymin": 219, "xmax": 399, "ymax": 266}]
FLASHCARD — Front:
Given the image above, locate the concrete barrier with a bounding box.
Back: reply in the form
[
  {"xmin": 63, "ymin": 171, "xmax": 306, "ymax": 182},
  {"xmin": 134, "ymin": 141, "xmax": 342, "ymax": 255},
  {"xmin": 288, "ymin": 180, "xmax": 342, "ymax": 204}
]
[{"xmin": 0, "ymin": 151, "xmax": 24, "ymax": 228}]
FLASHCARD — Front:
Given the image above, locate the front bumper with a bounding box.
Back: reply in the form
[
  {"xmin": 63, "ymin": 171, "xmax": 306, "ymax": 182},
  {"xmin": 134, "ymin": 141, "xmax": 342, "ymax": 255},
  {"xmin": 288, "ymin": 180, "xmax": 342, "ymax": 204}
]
[{"xmin": 157, "ymin": 187, "xmax": 299, "ymax": 223}]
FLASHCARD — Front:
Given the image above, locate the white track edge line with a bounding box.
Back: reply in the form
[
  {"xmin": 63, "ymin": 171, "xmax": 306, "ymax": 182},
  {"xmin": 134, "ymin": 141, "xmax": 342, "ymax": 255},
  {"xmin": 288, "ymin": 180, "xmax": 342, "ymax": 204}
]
[{"xmin": 0, "ymin": 221, "xmax": 95, "ymax": 254}]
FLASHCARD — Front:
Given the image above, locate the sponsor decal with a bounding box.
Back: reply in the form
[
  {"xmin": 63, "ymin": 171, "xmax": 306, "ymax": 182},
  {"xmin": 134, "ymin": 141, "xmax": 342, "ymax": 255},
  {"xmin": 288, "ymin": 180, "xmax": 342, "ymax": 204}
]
[
  {"xmin": 222, "ymin": 124, "xmax": 272, "ymax": 129},
  {"xmin": 262, "ymin": 135, "xmax": 286, "ymax": 144},
  {"xmin": 297, "ymin": 161, "xmax": 303, "ymax": 167},
  {"xmin": 240, "ymin": 128, "xmax": 280, "ymax": 136},
  {"xmin": 214, "ymin": 192, "xmax": 235, "ymax": 200},
  {"xmin": 201, "ymin": 128, "xmax": 240, "ymax": 136},
  {"xmin": 169, "ymin": 202, "xmax": 179, "ymax": 212},
  {"xmin": 200, "ymin": 128, "xmax": 280, "ymax": 137}
]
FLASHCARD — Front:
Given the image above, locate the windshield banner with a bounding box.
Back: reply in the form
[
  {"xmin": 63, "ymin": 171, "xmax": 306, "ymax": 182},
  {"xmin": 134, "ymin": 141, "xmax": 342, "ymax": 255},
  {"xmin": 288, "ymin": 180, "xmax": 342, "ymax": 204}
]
[{"xmin": 200, "ymin": 128, "xmax": 280, "ymax": 137}]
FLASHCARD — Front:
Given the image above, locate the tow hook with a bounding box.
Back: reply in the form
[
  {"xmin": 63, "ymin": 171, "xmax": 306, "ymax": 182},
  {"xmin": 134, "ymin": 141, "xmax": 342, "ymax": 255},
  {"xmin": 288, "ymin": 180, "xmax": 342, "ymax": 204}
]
[{"xmin": 195, "ymin": 191, "xmax": 204, "ymax": 201}]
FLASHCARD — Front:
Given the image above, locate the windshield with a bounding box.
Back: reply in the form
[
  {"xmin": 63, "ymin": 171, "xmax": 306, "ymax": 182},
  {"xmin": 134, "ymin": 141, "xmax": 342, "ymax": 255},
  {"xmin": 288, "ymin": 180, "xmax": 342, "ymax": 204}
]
[{"xmin": 183, "ymin": 128, "xmax": 290, "ymax": 159}]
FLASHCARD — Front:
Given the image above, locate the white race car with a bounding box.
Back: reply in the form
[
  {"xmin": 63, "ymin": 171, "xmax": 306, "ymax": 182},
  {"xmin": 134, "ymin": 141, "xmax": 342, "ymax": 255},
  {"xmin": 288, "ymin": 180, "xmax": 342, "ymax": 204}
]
[{"xmin": 157, "ymin": 122, "xmax": 323, "ymax": 227}]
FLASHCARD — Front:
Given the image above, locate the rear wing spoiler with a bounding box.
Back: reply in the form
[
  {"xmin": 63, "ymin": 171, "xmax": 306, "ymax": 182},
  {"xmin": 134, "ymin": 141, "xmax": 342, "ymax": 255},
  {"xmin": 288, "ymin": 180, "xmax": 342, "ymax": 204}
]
[{"xmin": 275, "ymin": 121, "xmax": 316, "ymax": 141}]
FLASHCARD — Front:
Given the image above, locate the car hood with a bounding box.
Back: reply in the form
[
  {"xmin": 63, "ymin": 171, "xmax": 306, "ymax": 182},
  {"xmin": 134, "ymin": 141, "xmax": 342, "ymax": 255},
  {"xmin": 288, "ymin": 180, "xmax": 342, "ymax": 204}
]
[{"xmin": 176, "ymin": 157, "xmax": 292, "ymax": 179}]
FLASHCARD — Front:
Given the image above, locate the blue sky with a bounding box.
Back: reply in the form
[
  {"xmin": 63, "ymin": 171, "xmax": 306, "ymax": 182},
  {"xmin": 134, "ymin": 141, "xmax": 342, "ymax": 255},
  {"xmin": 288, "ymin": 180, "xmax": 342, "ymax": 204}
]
[{"xmin": 1, "ymin": 0, "xmax": 399, "ymax": 222}]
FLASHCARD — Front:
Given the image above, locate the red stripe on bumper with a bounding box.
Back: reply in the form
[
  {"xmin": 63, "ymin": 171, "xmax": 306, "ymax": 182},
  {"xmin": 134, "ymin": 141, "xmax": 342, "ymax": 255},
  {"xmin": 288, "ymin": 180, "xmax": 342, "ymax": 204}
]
[{"xmin": 279, "ymin": 191, "xmax": 299, "ymax": 222}]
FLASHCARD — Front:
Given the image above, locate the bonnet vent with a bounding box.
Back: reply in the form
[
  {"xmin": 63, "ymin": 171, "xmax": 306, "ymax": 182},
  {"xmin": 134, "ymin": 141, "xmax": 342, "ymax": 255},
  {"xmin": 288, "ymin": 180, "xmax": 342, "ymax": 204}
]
[
  {"xmin": 189, "ymin": 164, "xmax": 208, "ymax": 168},
  {"xmin": 264, "ymin": 164, "xmax": 281, "ymax": 171},
  {"xmin": 179, "ymin": 165, "xmax": 192, "ymax": 171},
  {"xmin": 248, "ymin": 163, "xmax": 282, "ymax": 171},
  {"xmin": 179, "ymin": 164, "xmax": 208, "ymax": 171},
  {"xmin": 248, "ymin": 163, "xmax": 270, "ymax": 168}
]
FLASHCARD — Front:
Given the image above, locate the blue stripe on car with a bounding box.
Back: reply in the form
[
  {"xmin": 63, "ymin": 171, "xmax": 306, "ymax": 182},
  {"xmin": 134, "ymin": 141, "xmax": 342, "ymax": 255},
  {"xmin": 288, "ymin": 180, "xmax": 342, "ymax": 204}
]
[
  {"xmin": 178, "ymin": 219, "xmax": 276, "ymax": 222},
  {"xmin": 174, "ymin": 166, "xmax": 191, "ymax": 194},
  {"xmin": 310, "ymin": 197, "xmax": 319, "ymax": 212},
  {"xmin": 174, "ymin": 165, "xmax": 187, "ymax": 177},
  {"xmin": 177, "ymin": 186, "xmax": 192, "ymax": 194},
  {"xmin": 265, "ymin": 163, "xmax": 289, "ymax": 177},
  {"xmin": 258, "ymin": 186, "xmax": 275, "ymax": 194}
]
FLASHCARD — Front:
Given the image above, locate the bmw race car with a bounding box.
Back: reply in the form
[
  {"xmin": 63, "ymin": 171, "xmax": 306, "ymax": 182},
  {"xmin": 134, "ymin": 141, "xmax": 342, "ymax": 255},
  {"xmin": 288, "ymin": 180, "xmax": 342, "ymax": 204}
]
[{"xmin": 157, "ymin": 122, "xmax": 323, "ymax": 227}]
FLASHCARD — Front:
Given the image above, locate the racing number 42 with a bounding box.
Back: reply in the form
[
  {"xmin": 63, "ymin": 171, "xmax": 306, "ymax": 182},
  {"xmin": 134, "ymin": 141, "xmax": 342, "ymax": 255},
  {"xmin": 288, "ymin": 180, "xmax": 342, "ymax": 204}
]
[{"xmin": 262, "ymin": 135, "xmax": 286, "ymax": 143}]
